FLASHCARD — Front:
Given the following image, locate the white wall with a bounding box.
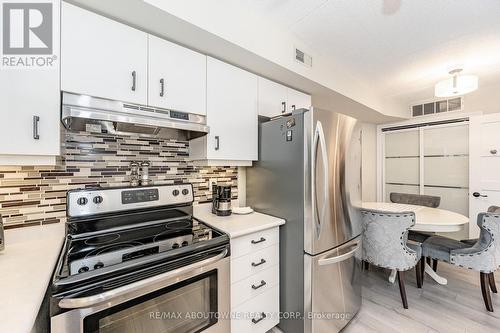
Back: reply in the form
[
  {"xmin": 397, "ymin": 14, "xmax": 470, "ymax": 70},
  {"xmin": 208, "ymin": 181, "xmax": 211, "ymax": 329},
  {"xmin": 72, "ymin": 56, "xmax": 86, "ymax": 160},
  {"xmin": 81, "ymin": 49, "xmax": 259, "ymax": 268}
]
[
  {"xmin": 463, "ymin": 81, "xmax": 500, "ymax": 114},
  {"xmin": 361, "ymin": 123, "xmax": 378, "ymax": 202},
  {"xmin": 237, "ymin": 166, "xmax": 246, "ymax": 207}
]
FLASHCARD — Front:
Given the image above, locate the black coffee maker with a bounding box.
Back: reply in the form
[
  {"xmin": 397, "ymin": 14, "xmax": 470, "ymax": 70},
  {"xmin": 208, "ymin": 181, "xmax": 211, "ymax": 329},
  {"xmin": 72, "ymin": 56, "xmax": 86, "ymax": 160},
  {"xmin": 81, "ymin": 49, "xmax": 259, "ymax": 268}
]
[{"xmin": 212, "ymin": 185, "xmax": 232, "ymax": 216}]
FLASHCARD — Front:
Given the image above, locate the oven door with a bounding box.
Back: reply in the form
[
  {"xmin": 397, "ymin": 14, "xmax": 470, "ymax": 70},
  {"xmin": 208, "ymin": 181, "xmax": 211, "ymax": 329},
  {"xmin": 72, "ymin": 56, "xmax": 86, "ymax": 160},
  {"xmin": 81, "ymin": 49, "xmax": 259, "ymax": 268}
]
[{"xmin": 51, "ymin": 248, "xmax": 230, "ymax": 333}]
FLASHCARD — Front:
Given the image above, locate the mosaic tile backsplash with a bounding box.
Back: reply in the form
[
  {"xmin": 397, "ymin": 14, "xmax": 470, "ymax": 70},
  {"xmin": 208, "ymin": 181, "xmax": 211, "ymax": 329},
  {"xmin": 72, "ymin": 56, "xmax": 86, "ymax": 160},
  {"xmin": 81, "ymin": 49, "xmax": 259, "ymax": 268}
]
[{"xmin": 0, "ymin": 131, "xmax": 238, "ymax": 228}]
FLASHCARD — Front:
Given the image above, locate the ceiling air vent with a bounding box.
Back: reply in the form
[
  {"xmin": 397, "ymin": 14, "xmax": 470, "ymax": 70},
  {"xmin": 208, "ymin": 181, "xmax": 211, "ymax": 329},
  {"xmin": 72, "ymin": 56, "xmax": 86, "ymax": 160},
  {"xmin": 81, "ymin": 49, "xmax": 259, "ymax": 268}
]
[
  {"xmin": 411, "ymin": 97, "xmax": 463, "ymax": 117},
  {"xmin": 295, "ymin": 47, "xmax": 312, "ymax": 67}
]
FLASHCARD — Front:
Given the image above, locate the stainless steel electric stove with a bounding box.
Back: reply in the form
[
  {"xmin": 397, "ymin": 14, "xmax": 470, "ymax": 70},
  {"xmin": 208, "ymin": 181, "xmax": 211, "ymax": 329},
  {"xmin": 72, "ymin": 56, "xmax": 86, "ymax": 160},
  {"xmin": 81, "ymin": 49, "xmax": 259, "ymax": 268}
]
[{"xmin": 50, "ymin": 184, "xmax": 230, "ymax": 333}]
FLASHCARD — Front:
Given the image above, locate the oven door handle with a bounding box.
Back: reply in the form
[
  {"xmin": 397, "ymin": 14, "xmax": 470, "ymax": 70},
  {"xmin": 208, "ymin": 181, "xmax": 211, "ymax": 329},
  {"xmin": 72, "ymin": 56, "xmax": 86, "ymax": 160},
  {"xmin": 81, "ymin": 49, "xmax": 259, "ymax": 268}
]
[{"xmin": 58, "ymin": 248, "xmax": 228, "ymax": 309}]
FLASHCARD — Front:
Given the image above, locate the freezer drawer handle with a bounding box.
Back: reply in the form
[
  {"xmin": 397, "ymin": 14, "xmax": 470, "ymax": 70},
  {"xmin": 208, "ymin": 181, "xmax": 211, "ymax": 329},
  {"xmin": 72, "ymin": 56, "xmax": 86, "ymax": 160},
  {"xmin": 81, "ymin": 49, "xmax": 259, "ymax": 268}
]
[
  {"xmin": 252, "ymin": 312, "xmax": 267, "ymax": 324},
  {"xmin": 251, "ymin": 237, "xmax": 266, "ymax": 244},
  {"xmin": 318, "ymin": 241, "xmax": 360, "ymax": 266},
  {"xmin": 251, "ymin": 258, "xmax": 266, "ymax": 267},
  {"xmin": 251, "ymin": 280, "xmax": 267, "ymax": 290}
]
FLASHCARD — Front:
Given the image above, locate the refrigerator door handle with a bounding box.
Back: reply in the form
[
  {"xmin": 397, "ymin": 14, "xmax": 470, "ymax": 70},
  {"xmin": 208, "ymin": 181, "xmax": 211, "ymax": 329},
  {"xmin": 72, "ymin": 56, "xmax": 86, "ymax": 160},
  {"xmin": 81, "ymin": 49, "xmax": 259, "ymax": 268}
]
[
  {"xmin": 312, "ymin": 121, "xmax": 329, "ymax": 238},
  {"xmin": 318, "ymin": 240, "xmax": 360, "ymax": 266}
]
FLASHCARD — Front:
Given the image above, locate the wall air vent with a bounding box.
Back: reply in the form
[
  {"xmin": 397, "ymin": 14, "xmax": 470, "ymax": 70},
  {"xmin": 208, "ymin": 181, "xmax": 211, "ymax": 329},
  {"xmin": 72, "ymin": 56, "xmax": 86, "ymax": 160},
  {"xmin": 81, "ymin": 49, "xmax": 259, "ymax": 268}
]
[
  {"xmin": 411, "ymin": 97, "xmax": 463, "ymax": 117},
  {"xmin": 295, "ymin": 47, "xmax": 312, "ymax": 67}
]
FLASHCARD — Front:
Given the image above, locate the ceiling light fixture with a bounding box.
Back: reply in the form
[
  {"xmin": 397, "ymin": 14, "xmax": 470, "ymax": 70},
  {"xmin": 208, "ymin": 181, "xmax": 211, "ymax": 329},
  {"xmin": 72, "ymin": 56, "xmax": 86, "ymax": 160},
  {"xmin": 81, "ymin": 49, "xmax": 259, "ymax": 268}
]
[{"xmin": 434, "ymin": 68, "xmax": 478, "ymax": 97}]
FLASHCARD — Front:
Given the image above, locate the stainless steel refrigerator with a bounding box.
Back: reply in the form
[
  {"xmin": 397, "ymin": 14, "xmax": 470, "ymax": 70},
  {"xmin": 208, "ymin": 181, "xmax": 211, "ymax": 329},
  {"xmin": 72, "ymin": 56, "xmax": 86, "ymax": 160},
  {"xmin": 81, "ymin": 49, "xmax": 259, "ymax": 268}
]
[{"xmin": 247, "ymin": 107, "xmax": 363, "ymax": 333}]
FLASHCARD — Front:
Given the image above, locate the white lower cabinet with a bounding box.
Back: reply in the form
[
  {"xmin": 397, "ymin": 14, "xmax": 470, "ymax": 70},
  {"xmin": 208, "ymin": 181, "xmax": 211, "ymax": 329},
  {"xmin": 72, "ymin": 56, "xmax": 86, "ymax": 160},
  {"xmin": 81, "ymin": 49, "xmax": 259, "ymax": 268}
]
[
  {"xmin": 231, "ymin": 265, "xmax": 279, "ymax": 308},
  {"xmin": 231, "ymin": 245, "xmax": 279, "ymax": 283},
  {"xmin": 232, "ymin": 286, "xmax": 280, "ymax": 333},
  {"xmin": 230, "ymin": 227, "xmax": 280, "ymax": 333}
]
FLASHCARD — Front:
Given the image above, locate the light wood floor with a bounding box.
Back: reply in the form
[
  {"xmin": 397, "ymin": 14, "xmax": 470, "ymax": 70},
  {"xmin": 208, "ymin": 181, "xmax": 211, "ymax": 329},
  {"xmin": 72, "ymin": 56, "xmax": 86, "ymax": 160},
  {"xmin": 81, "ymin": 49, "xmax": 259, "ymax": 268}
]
[{"xmin": 344, "ymin": 263, "xmax": 500, "ymax": 333}]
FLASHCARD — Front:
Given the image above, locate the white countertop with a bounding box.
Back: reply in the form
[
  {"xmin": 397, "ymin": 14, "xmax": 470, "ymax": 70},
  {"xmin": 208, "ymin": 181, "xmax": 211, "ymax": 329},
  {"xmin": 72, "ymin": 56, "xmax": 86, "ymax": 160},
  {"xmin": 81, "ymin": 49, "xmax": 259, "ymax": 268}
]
[
  {"xmin": 0, "ymin": 223, "xmax": 65, "ymax": 333},
  {"xmin": 193, "ymin": 204, "xmax": 285, "ymax": 238}
]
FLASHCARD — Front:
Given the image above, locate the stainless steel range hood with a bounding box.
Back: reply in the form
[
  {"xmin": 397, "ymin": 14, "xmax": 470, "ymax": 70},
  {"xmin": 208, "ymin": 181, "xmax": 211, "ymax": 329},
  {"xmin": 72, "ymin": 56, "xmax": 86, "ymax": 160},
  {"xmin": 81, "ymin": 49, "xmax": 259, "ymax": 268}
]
[{"xmin": 61, "ymin": 92, "xmax": 209, "ymax": 140}]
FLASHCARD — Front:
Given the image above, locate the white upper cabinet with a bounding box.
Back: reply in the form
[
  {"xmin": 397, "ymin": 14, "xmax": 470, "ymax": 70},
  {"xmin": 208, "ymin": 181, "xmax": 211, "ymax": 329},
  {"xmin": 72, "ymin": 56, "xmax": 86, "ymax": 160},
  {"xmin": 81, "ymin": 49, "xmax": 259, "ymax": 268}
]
[
  {"xmin": 287, "ymin": 87, "xmax": 312, "ymax": 113},
  {"xmin": 0, "ymin": 0, "xmax": 60, "ymax": 164},
  {"xmin": 61, "ymin": 2, "xmax": 148, "ymax": 105},
  {"xmin": 258, "ymin": 77, "xmax": 288, "ymax": 117},
  {"xmin": 258, "ymin": 77, "xmax": 311, "ymax": 117},
  {"xmin": 190, "ymin": 57, "xmax": 258, "ymax": 163},
  {"xmin": 148, "ymin": 35, "xmax": 206, "ymax": 115},
  {"xmin": 206, "ymin": 57, "xmax": 258, "ymax": 160}
]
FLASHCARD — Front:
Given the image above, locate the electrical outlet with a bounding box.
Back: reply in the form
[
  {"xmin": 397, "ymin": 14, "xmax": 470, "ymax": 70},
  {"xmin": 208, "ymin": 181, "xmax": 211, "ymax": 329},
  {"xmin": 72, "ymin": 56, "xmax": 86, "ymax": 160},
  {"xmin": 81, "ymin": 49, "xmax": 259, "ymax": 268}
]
[{"xmin": 209, "ymin": 178, "xmax": 218, "ymax": 188}]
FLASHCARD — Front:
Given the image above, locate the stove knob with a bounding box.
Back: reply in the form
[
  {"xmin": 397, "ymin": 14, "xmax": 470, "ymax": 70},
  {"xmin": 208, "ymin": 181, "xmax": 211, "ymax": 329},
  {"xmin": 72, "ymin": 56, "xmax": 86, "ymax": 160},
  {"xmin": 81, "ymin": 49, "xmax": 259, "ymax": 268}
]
[
  {"xmin": 94, "ymin": 262, "xmax": 104, "ymax": 269},
  {"xmin": 77, "ymin": 197, "xmax": 88, "ymax": 206},
  {"xmin": 172, "ymin": 243, "xmax": 180, "ymax": 249},
  {"xmin": 78, "ymin": 266, "xmax": 89, "ymax": 274},
  {"xmin": 182, "ymin": 189, "xmax": 189, "ymax": 195},
  {"xmin": 181, "ymin": 241, "xmax": 189, "ymax": 247},
  {"xmin": 172, "ymin": 189, "xmax": 180, "ymax": 196},
  {"xmin": 93, "ymin": 196, "xmax": 104, "ymax": 204}
]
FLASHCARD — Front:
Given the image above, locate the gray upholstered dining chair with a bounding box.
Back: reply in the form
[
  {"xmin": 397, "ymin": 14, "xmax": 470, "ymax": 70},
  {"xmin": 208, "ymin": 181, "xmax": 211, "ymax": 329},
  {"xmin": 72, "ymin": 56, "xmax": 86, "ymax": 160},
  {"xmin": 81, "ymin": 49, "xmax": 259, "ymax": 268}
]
[
  {"xmin": 422, "ymin": 208, "xmax": 500, "ymax": 312},
  {"xmin": 361, "ymin": 209, "xmax": 423, "ymax": 309},
  {"xmin": 460, "ymin": 206, "xmax": 500, "ymax": 246},
  {"xmin": 390, "ymin": 192, "xmax": 441, "ymax": 208},
  {"xmin": 390, "ymin": 192, "xmax": 442, "ymax": 270}
]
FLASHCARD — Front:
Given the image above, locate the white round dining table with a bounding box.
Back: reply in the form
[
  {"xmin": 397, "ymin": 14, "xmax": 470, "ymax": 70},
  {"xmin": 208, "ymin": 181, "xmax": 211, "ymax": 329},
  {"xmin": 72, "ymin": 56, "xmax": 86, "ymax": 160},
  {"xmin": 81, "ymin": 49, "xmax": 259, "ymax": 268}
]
[{"xmin": 360, "ymin": 202, "xmax": 470, "ymax": 285}]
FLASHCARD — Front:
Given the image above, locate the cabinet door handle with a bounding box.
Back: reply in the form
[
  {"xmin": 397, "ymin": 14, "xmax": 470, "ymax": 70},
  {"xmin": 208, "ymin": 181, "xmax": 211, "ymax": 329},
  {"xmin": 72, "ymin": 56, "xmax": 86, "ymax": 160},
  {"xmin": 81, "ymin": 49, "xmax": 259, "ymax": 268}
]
[
  {"xmin": 472, "ymin": 192, "xmax": 488, "ymax": 198},
  {"xmin": 490, "ymin": 149, "xmax": 498, "ymax": 155},
  {"xmin": 252, "ymin": 312, "xmax": 267, "ymax": 324},
  {"xmin": 281, "ymin": 101, "xmax": 286, "ymax": 113},
  {"xmin": 251, "ymin": 258, "xmax": 266, "ymax": 267},
  {"xmin": 33, "ymin": 115, "xmax": 40, "ymax": 140},
  {"xmin": 251, "ymin": 280, "xmax": 267, "ymax": 290},
  {"xmin": 131, "ymin": 71, "xmax": 137, "ymax": 91},
  {"xmin": 251, "ymin": 237, "xmax": 266, "ymax": 244},
  {"xmin": 215, "ymin": 136, "xmax": 220, "ymax": 151},
  {"xmin": 291, "ymin": 104, "xmax": 296, "ymax": 111},
  {"xmin": 160, "ymin": 78, "xmax": 165, "ymax": 97}
]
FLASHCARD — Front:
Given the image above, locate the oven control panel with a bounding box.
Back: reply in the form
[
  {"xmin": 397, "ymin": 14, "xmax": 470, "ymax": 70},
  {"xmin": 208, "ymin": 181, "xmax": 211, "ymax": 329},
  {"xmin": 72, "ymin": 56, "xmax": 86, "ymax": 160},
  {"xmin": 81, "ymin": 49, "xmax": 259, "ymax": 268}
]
[
  {"xmin": 121, "ymin": 188, "xmax": 159, "ymax": 204},
  {"xmin": 67, "ymin": 184, "xmax": 194, "ymax": 218}
]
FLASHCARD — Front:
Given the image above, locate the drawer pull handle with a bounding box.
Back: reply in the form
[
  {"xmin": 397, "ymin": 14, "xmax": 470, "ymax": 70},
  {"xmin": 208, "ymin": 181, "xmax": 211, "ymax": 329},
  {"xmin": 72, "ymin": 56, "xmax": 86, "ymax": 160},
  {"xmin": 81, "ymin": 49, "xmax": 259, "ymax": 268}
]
[
  {"xmin": 251, "ymin": 280, "xmax": 267, "ymax": 290},
  {"xmin": 251, "ymin": 237, "xmax": 266, "ymax": 244},
  {"xmin": 252, "ymin": 312, "xmax": 267, "ymax": 324},
  {"xmin": 491, "ymin": 149, "xmax": 498, "ymax": 155},
  {"xmin": 251, "ymin": 259, "xmax": 266, "ymax": 267}
]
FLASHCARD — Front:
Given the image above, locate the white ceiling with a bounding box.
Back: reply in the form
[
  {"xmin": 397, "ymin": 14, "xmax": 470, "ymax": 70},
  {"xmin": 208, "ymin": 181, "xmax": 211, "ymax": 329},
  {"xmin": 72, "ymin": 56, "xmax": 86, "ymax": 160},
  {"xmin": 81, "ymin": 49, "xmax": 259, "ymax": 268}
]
[{"xmin": 238, "ymin": 0, "xmax": 500, "ymax": 104}]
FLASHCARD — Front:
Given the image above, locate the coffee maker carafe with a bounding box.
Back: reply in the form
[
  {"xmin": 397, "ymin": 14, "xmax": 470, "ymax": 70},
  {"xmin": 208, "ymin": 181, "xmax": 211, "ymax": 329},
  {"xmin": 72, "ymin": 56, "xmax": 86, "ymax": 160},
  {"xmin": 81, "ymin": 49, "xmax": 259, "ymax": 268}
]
[{"xmin": 212, "ymin": 185, "xmax": 232, "ymax": 216}]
